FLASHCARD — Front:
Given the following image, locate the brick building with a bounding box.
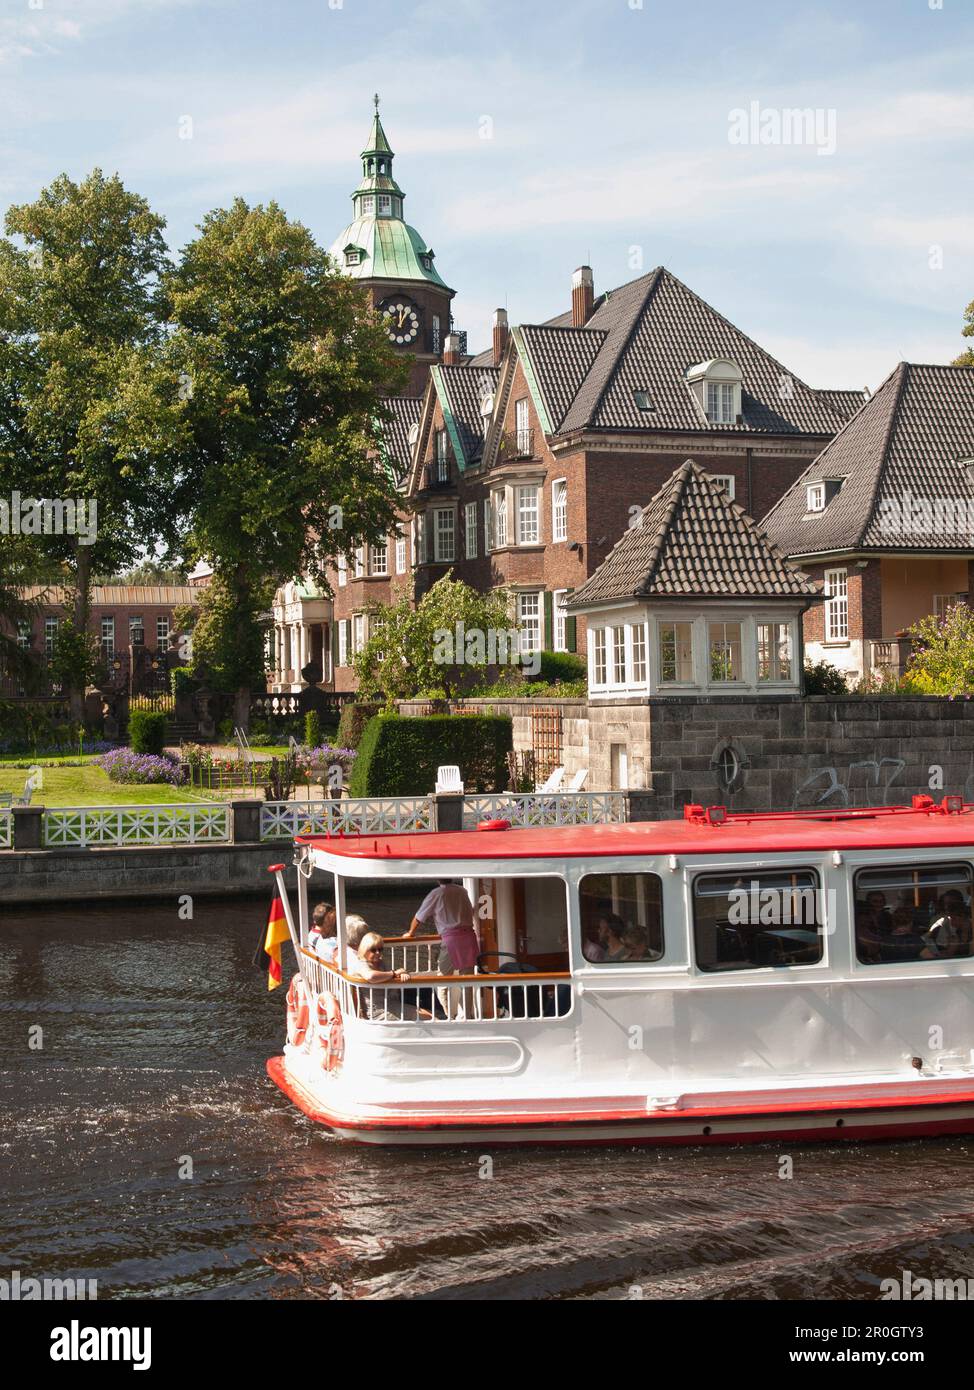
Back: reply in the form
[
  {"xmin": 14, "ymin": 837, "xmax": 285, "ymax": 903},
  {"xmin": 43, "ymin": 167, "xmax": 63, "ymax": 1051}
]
[
  {"xmin": 764, "ymin": 363, "xmax": 974, "ymax": 682},
  {"xmin": 270, "ymin": 105, "xmax": 865, "ymax": 694}
]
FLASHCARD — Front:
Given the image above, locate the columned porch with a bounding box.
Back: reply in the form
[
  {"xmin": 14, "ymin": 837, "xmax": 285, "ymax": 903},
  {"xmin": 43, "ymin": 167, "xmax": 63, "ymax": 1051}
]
[{"xmin": 269, "ymin": 581, "xmax": 334, "ymax": 692}]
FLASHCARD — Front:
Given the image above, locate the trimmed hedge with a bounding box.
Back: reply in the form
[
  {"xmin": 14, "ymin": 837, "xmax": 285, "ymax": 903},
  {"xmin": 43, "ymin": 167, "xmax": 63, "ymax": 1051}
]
[
  {"xmin": 128, "ymin": 708, "xmax": 167, "ymax": 756},
  {"xmin": 337, "ymin": 701, "xmax": 382, "ymax": 750},
  {"xmin": 529, "ymin": 650, "xmax": 586, "ymax": 684},
  {"xmin": 349, "ymin": 713, "xmax": 512, "ymax": 797}
]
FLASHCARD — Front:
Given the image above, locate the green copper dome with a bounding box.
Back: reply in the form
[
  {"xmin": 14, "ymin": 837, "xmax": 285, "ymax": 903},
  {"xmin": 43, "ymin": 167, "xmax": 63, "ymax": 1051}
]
[{"xmin": 328, "ymin": 101, "xmax": 453, "ymax": 292}]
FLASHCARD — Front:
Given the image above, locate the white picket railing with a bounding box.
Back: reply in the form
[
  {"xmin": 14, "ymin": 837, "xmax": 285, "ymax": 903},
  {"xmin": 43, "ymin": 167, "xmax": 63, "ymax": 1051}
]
[
  {"xmin": 462, "ymin": 792, "xmax": 628, "ymax": 829},
  {"xmin": 43, "ymin": 804, "xmax": 232, "ymax": 849},
  {"xmin": 260, "ymin": 796, "xmax": 435, "ymax": 842},
  {"xmin": 0, "ymin": 811, "xmax": 11, "ymax": 850},
  {"xmin": 299, "ymin": 950, "xmax": 573, "ymax": 1025}
]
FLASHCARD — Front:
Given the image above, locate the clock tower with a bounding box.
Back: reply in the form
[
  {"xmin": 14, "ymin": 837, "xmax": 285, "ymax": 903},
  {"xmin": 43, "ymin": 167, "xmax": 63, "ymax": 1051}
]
[{"xmin": 329, "ymin": 99, "xmax": 456, "ymax": 396}]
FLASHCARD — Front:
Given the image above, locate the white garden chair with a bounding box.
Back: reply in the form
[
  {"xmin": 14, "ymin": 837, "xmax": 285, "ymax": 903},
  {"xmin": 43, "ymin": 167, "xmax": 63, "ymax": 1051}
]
[
  {"xmin": 435, "ymin": 765, "xmax": 464, "ymax": 794},
  {"xmin": 567, "ymin": 768, "xmax": 588, "ymax": 791},
  {"xmin": 535, "ymin": 766, "xmax": 565, "ymax": 794}
]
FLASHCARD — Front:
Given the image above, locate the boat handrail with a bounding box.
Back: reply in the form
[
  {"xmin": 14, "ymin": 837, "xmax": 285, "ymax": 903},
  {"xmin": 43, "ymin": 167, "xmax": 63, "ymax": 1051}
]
[{"xmin": 299, "ymin": 946, "xmax": 569, "ymax": 985}]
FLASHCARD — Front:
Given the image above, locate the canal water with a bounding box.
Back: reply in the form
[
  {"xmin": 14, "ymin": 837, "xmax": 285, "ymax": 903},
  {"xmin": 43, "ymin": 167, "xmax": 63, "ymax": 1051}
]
[{"xmin": 4, "ymin": 890, "xmax": 974, "ymax": 1301}]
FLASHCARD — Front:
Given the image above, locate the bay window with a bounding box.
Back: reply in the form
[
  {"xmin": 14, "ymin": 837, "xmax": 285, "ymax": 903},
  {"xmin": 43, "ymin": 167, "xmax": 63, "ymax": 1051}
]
[
  {"xmin": 757, "ymin": 621, "xmax": 793, "ymax": 681},
  {"xmin": 659, "ymin": 621, "xmax": 694, "ymax": 683},
  {"xmin": 516, "ymin": 484, "xmax": 539, "ymax": 545},
  {"xmin": 433, "ymin": 508, "xmax": 455, "ymax": 563},
  {"xmin": 709, "ymin": 621, "xmax": 742, "ymax": 682},
  {"xmin": 552, "ymin": 478, "xmax": 568, "ymax": 542},
  {"xmin": 465, "ymin": 502, "xmax": 478, "ymax": 559}
]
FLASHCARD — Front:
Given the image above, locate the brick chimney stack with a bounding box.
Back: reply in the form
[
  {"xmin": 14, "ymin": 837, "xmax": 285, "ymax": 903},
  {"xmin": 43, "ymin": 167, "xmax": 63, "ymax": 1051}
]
[
  {"xmin": 492, "ymin": 308, "xmax": 509, "ymax": 367},
  {"xmin": 571, "ymin": 265, "xmax": 594, "ymax": 327},
  {"xmin": 443, "ymin": 333, "xmax": 462, "ymax": 365}
]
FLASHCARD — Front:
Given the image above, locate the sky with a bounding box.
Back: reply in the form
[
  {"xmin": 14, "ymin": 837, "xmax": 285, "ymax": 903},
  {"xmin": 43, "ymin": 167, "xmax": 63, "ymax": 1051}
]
[{"xmin": 1, "ymin": 0, "xmax": 972, "ymax": 392}]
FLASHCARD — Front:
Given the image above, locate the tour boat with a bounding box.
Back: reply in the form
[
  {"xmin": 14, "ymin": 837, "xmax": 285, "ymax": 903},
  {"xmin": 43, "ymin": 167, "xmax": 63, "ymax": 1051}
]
[{"xmin": 266, "ymin": 796, "xmax": 974, "ymax": 1146}]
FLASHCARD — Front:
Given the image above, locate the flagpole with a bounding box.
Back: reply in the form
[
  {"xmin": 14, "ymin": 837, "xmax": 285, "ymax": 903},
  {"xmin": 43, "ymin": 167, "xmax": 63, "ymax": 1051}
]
[{"xmin": 268, "ymin": 863, "xmax": 312, "ymax": 997}]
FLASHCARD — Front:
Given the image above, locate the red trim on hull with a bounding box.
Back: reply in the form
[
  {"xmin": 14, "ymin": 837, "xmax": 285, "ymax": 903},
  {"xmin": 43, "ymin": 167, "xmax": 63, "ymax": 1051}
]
[{"xmin": 265, "ymin": 1057, "xmax": 974, "ymax": 1147}]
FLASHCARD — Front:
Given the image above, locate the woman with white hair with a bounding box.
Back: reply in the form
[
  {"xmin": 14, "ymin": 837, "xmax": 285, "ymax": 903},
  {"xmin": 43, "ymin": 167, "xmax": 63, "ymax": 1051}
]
[{"xmin": 351, "ymin": 931, "xmax": 431, "ymax": 1021}]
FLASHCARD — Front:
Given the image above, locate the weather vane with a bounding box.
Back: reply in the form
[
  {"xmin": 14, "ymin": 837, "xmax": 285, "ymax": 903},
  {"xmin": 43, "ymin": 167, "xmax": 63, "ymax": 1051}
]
[{"xmin": 373, "ymin": 92, "xmax": 380, "ymax": 112}]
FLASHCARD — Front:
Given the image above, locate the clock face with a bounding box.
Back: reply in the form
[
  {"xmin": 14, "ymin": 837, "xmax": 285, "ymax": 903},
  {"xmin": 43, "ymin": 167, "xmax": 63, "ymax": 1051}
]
[{"xmin": 379, "ymin": 297, "xmax": 421, "ymax": 346}]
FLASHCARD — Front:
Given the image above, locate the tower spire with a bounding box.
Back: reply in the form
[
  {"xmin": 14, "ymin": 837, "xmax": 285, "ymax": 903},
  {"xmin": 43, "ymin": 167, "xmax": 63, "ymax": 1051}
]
[{"xmin": 352, "ymin": 100, "xmax": 402, "ymax": 218}]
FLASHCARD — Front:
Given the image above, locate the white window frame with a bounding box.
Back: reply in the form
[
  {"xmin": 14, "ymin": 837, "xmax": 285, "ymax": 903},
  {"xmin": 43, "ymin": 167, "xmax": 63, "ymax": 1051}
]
[
  {"xmin": 434, "ymin": 429, "xmax": 449, "ymax": 481},
  {"xmin": 156, "ymin": 617, "xmax": 170, "ymax": 648},
  {"xmin": 706, "ymin": 381, "xmax": 735, "ymax": 424},
  {"xmin": 824, "ymin": 567, "xmax": 849, "ymax": 642},
  {"xmin": 338, "ymin": 620, "xmax": 348, "ymax": 668},
  {"xmin": 708, "ymin": 621, "xmax": 743, "ymax": 684},
  {"xmin": 516, "ymin": 591, "xmax": 542, "ymax": 653},
  {"xmin": 395, "ymin": 528, "xmax": 407, "ymax": 574},
  {"xmin": 360, "ymin": 195, "xmax": 375, "ymax": 215},
  {"xmin": 433, "ymin": 508, "xmax": 456, "ymax": 563},
  {"xmin": 611, "ymin": 626, "xmax": 627, "ymax": 685},
  {"xmin": 465, "ymin": 502, "xmax": 478, "ymax": 559},
  {"xmin": 658, "ymin": 620, "xmax": 695, "ymax": 685},
  {"xmin": 515, "ymin": 397, "xmax": 531, "ymax": 454},
  {"xmin": 353, "ymin": 612, "xmax": 366, "ymax": 655},
  {"xmin": 101, "ymin": 617, "xmax": 115, "ymax": 658},
  {"xmin": 553, "ymin": 590, "xmax": 568, "ymax": 652},
  {"xmin": 934, "ymin": 594, "xmax": 958, "ymax": 621},
  {"xmin": 377, "ymin": 194, "xmax": 392, "ymax": 216},
  {"xmin": 552, "ymin": 477, "xmax": 568, "ymax": 543},
  {"xmin": 516, "ymin": 484, "xmax": 540, "ymax": 545},
  {"xmin": 337, "ymin": 554, "xmax": 347, "ymax": 587},
  {"xmin": 492, "ymin": 489, "xmax": 508, "ymax": 548},
  {"xmin": 369, "ymin": 541, "xmax": 388, "ymax": 577},
  {"xmin": 353, "ymin": 547, "xmax": 365, "ymax": 579},
  {"xmin": 807, "ymin": 482, "xmax": 826, "ymax": 513},
  {"xmin": 592, "ymin": 628, "xmax": 607, "ymax": 686},
  {"xmin": 757, "ymin": 620, "xmax": 794, "ymax": 683},
  {"xmin": 415, "ymin": 514, "xmax": 426, "ymax": 564},
  {"xmin": 631, "ymin": 621, "xmax": 647, "ymax": 683}
]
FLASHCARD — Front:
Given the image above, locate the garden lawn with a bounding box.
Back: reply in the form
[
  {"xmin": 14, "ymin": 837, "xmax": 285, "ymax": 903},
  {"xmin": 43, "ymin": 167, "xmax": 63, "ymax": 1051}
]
[{"xmin": 0, "ymin": 764, "xmax": 213, "ymax": 807}]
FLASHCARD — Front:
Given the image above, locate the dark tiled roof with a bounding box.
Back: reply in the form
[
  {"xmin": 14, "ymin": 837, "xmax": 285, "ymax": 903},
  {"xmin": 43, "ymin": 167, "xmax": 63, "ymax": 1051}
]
[
  {"xmin": 518, "ymin": 325, "xmax": 606, "ymax": 430},
  {"xmin": 816, "ymin": 388, "xmax": 868, "ymax": 423},
  {"xmin": 568, "ymin": 460, "xmax": 818, "ymax": 609},
  {"xmin": 541, "ymin": 268, "xmax": 859, "ymax": 437},
  {"xmin": 763, "ymin": 363, "xmax": 974, "ymax": 555},
  {"xmin": 436, "ymin": 364, "xmax": 501, "ymax": 466},
  {"xmin": 379, "ymin": 396, "xmax": 422, "ymax": 481}
]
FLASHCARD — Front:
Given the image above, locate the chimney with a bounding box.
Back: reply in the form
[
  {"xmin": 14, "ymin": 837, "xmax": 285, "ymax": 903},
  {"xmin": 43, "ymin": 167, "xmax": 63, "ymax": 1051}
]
[
  {"xmin": 492, "ymin": 308, "xmax": 509, "ymax": 367},
  {"xmin": 443, "ymin": 333, "xmax": 461, "ymax": 365},
  {"xmin": 572, "ymin": 265, "xmax": 594, "ymax": 327}
]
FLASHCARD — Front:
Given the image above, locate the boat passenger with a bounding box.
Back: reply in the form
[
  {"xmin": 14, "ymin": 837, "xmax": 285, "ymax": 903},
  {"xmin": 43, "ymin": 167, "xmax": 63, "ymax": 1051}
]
[
  {"xmin": 308, "ymin": 902, "xmax": 337, "ymax": 962},
  {"xmin": 344, "ymin": 914, "xmax": 370, "ymax": 973},
  {"xmin": 855, "ymin": 891, "xmax": 893, "ymax": 962},
  {"xmin": 600, "ymin": 913, "xmax": 631, "ymax": 962},
  {"xmin": 353, "ymin": 932, "xmax": 431, "ymax": 1021},
  {"xmin": 880, "ymin": 906, "xmax": 927, "ymax": 963},
  {"xmin": 402, "ymin": 880, "xmax": 480, "ymax": 1017},
  {"xmin": 621, "ymin": 921, "xmax": 654, "ymax": 962},
  {"xmin": 922, "ymin": 891, "xmax": 973, "ymax": 959}
]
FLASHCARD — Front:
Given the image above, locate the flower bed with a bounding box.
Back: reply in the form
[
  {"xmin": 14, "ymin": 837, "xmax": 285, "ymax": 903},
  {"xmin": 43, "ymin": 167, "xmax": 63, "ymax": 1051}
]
[{"xmin": 98, "ymin": 748, "xmax": 186, "ymax": 786}]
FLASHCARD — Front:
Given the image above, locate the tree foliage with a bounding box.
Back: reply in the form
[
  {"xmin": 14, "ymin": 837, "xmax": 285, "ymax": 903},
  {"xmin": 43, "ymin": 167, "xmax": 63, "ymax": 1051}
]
[
  {"xmin": 906, "ymin": 603, "xmax": 974, "ymax": 694},
  {"xmin": 353, "ymin": 574, "xmax": 514, "ymax": 703},
  {"xmin": 0, "ymin": 169, "xmax": 176, "ymax": 714},
  {"xmin": 954, "ymin": 297, "xmax": 974, "ymax": 368}
]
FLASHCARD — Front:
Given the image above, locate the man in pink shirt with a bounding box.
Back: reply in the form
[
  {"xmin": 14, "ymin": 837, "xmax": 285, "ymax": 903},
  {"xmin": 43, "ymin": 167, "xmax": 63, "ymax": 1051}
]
[{"xmin": 403, "ymin": 880, "xmax": 480, "ymax": 1018}]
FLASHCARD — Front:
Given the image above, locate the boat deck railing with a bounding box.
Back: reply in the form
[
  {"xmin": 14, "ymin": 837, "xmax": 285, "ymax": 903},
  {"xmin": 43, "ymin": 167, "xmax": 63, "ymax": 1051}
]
[{"xmin": 300, "ymin": 947, "xmax": 573, "ymax": 1024}]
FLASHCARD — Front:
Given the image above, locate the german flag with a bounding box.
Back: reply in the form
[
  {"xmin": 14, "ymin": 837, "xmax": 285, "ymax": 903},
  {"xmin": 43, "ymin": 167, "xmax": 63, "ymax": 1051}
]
[{"xmin": 263, "ymin": 895, "xmax": 291, "ymax": 991}]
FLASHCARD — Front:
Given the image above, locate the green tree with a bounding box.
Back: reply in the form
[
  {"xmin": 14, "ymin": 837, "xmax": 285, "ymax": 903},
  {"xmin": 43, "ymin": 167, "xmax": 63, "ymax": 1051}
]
[
  {"xmin": 0, "ymin": 170, "xmax": 176, "ymax": 717},
  {"xmin": 354, "ymin": 574, "xmax": 514, "ymax": 703},
  {"xmin": 906, "ymin": 603, "xmax": 974, "ymax": 694},
  {"xmin": 954, "ymin": 298, "xmax": 974, "ymax": 368},
  {"xmin": 0, "ymin": 538, "xmax": 50, "ymax": 695},
  {"xmin": 134, "ymin": 198, "xmax": 408, "ymax": 728},
  {"xmin": 47, "ymin": 614, "xmax": 102, "ymax": 695},
  {"xmin": 173, "ymin": 572, "xmax": 271, "ymax": 696}
]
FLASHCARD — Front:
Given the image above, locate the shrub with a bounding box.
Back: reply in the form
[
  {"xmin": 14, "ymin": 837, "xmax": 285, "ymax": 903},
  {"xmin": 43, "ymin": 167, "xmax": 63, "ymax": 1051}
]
[
  {"xmin": 304, "ymin": 709, "xmax": 323, "ymax": 749},
  {"xmin": 906, "ymin": 603, "xmax": 974, "ymax": 694},
  {"xmin": 349, "ymin": 713, "xmax": 512, "ymax": 797},
  {"xmin": 128, "ymin": 708, "xmax": 167, "ymax": 755},
  {"xmin": 98, "ymin": 748, "xmax": 185, "ymax": 785},
  {"xmin": 529, "ymin": 650, "xmax": 586, "ymax": 684},
  {"xmin": 337, "ymin": 701, "xmax": 382, "ymax": 750},
  {"xmin": 170, "ymin": 666, "xmax": 196, "ymax": 697},
  {"xmin": 803, "ymin": 659, "xmax": 849, "ymax": 696}
]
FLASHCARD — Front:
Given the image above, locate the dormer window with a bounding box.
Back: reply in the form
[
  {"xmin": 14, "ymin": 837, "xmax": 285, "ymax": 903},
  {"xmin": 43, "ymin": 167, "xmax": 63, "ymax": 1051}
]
[
  {"xmin": 807, "ymin": 478, "xmax": 844, "ymax": 513},
  {"xmin": 420, "ymin": 252, "xmax": 433, "ymax": 272},
  {"xmin": 480, "ymin": 393, "xmax": 494, "ymax": 436},
  {"xmin": 407, "ymin": 423, "xmax": 419, "ymax": 446},
  {"xmin": 686, "ymin": 359, "xmax": 744, "ymax": 426},
  {"xmin": 345, "ymin": 249, "xmax": 361, "ymax": 267},
  {"xmin": 633, "ymin": 390, "xmax": 653, "ymax": 412}
]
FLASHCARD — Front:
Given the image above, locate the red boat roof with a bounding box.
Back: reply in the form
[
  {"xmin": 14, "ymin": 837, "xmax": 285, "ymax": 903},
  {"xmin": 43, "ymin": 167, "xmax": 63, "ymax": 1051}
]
[{"xmin": 297, "ymin": 801, "xmax": 974, "ymax": 861}]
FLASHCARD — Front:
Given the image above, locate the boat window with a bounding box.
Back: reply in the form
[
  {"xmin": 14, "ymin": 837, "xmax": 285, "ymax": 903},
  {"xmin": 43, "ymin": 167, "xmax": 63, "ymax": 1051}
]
[
  {"xmin": 692, "ymin": 869, "xmax": 824, "ymax": 972},
  {"xmin": 578, "ymin": 873, "xmax": 663, "ymax": 964},
  {"xmin": 853, "ymin": 863, "xmax": 974, "ymax": 965}
]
